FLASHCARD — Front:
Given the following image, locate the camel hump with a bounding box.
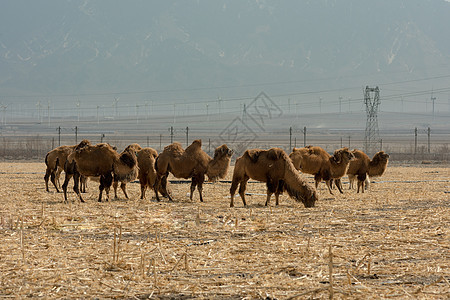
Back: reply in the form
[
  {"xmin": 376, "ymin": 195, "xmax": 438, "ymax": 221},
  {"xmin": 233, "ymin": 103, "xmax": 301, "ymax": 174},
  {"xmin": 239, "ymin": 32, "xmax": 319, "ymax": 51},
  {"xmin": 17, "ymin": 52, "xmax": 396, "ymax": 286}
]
[
  {"xmin": 244, "ymin": 149, "xmax": 263, "ymax": 163},
  {"xmin": 267, "ymin": 148, "xmax": 285, "ymax": 160},
  {"xmin": 185, "ymin": 139, "xmax": 202, "ymax": 154},
  {"xmin": 75, "ymin": 139, "xmax": 91, "ymax": 151},
  {"xmin": 163, "ymin": 142, "xmax": 184, "ymax": 155}
]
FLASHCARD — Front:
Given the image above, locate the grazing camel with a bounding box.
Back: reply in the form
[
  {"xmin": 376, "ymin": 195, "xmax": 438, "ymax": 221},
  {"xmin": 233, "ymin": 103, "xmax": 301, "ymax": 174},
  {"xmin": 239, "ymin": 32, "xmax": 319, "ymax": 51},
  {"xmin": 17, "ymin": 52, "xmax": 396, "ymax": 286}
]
[
  {"xmin": 44, "ymin": 144, "xmax": 81, "ymax": 192},
  {"xmin": 289, "ymin": 146, "xmax": 354, "ymax": 194},
  {"xmin": 62, "ymin": 140, "xmax": 138, "ymax": 203},
  {"xmin": 346, "ymin": 150, "xmax": 390, "ymax": 192},
  {"xmin": 230, "ymin": 148, "xmax": 317, "ymax": 208},
  {"xmin": 154, "ymin": 139, "xmax": 233, "ymax": 202}
]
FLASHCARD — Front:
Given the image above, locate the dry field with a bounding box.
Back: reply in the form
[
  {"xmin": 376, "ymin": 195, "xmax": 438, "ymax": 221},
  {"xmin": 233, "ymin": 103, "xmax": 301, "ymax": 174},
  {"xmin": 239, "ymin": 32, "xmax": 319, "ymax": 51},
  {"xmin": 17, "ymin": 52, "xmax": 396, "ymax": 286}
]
[{"xmin": 0, "ymin": 162, "xmax": 449, "ymax": 299}]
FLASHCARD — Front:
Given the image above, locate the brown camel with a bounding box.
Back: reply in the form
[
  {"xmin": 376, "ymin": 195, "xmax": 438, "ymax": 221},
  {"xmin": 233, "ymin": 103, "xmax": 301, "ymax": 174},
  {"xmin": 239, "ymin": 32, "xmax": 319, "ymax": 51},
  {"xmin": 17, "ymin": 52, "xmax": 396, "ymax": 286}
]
[
  {"xmin": 347, "ymin": 150, "xmax": 390, "ymax": 192},
  {"xmin": 62, "ymin": 140, "xmax": 138, "ymax": 203},
  {"xmin": 136, "ymin": 146, "xmax": 169, "ymax": 199},
  {"xmin": 230, "ymin": 148, "xmax": 317, "ymax": 208},
  {"xmin": 154, "ymin": 139, "xmax": 233, "ymax": 202},
  {"xmin": 289, "ymin": 146, "xmax": 354, "ymax": 194},
  {"xmin": 111, "ymin": 143, "xmax": 141, "ymax": 199},
  {"xmin": 44, "ymin": 144, "xmax": 81, "ymax": 192}
]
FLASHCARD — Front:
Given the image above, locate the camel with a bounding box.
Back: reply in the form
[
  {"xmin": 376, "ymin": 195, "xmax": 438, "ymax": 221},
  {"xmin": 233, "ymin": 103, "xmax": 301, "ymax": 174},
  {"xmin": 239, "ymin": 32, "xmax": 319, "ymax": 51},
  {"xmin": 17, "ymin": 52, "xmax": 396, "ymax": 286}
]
[
  {"xmin": 62, "ymin": 140, "xmax": 138, "ymax": 203},
  {"xmin": 111, "ymin": 143, "xmax": 141, "ymax": 199},
  {"xmin": 154, "ymin": 139, "xmax": 233, "ymax": 202},
  {"xmin": 77, "ymin": 144, "xmax": 140, "ymax": 200},
  {"xmin": 230, "ymin": 148, "xmax": 317, "ymax": 208},
  {"xmin": 135, "ymin": 146, "xmax": 169, "ymax": 199},
  {"xmin": 44, "ymin": 144, "xmax": 81, "ymax": 192},
  {"xmin": 289, "ymin": 146, "xmax": 354, "ymax": 194},
  {"xmin": 346, "ymin": 150, "xmax": 390, "ymax": 192}
]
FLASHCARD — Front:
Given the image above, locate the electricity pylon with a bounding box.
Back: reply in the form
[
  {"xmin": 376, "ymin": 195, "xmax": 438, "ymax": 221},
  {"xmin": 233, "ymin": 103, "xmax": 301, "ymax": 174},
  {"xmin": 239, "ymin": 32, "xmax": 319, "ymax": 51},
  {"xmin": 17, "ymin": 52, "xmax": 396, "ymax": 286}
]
[{"xmin": 364, "ymin": 86, "xmax": 380, "ymax": 155}]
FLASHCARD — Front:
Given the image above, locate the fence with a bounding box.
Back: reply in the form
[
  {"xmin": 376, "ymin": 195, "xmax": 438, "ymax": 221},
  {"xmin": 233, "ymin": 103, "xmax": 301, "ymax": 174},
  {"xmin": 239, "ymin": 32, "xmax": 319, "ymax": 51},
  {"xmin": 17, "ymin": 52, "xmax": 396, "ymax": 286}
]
[{"xmin": 1, "ymin": 126, "xmax": 448, "ymax": 162}]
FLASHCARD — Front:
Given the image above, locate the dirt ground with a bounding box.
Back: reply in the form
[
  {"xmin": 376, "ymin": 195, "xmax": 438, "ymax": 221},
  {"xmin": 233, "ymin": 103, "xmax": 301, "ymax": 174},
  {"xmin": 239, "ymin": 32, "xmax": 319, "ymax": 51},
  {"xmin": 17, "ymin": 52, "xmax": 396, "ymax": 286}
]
[{"xmin": 0, "ymin": 162, "xmax": 449, "ymax": 299}]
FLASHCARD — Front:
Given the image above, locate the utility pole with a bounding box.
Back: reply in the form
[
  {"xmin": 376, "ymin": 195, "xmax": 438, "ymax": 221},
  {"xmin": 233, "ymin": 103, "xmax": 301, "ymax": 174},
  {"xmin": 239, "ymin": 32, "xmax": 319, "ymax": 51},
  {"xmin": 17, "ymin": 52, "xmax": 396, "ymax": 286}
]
[
  {"xmin": 289, "ymin": 127, "xmax": 292, "ymax": 150},
  {"xmin": 427, "ymin": 127, "xmax": 431, "ymax": 153},
  {"xmin": 75, "ymin": 126, "xmax": 78, "ymax": 144},
  {"xmin": 169, "ymin": 126, "xmax": 174, "ymax": 143},
  {"xmin": 364, "ymin": 86, "xmax": 381, "ymax": 155},
  {"xmin": 186, "ymin": 126, "xmax": 189, "ymax": 147},
  {"xmin": 57, "ymin": 126, "xmax": 61, "ymax": 146},
  {"xmin": 431, "ymin": 91, "xmax": 436, "ymax": 116}
]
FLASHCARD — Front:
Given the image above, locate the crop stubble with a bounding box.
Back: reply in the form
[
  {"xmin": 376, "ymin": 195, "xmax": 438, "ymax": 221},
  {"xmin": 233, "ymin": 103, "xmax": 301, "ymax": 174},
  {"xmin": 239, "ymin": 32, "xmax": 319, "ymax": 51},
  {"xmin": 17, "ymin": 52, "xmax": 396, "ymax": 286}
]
[{"xmin": 0, "ymin": 162, "xmax": 449, "ymax": 299}]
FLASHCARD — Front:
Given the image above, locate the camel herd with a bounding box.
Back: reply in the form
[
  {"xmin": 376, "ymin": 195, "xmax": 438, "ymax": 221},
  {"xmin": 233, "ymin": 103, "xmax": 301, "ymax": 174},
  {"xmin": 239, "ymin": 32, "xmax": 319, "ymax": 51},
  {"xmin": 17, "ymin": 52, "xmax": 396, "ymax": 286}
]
[{"xmin": 44, "ymin": 139, "xmax": 389, "ymax": 208}]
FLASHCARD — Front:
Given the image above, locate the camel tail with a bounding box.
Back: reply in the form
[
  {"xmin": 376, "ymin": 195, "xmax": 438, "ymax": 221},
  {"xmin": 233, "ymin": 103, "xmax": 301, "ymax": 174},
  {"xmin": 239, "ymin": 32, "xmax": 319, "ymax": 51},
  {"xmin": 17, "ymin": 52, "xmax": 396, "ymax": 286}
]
[
  {"xmin": 154, "ymin": 155, "xmax": 160, "ymax": 173},
  {"xmin": 45, "ymin": 152, "xmax": 49, "ymax": 166},
  {"xmin": 282, "ymin": 155, "xmax": 317, "ymax": 208}
]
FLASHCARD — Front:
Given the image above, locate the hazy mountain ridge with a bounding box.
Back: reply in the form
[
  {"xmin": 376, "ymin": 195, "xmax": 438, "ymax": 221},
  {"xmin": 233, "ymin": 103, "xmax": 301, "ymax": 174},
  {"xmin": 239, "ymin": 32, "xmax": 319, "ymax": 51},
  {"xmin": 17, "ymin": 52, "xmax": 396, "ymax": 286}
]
[{"xmin": 1, "ymin": 0, "xmax": 449, "ymax": 97}]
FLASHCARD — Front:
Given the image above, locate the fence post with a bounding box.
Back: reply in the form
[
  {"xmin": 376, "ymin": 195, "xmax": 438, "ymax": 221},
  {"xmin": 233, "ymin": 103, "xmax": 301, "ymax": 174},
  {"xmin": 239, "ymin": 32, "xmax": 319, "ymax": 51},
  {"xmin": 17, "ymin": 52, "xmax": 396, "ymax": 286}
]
[
  {"xmin": 303, "ymin": 126, "xmax": 306, "ymax": 147},
  {"xmin": 414, "ymin": 127, "xmax": 418, "ymax": 154}
]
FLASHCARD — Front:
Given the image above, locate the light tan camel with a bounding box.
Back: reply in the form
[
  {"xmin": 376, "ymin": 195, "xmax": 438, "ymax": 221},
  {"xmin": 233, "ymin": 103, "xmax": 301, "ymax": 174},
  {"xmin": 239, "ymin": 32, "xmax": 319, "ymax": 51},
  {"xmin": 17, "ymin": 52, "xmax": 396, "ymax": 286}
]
[
  {"xmin": 230, "ymin": 148, "xmax": 317, "ymax": 208},
  {"xmin": 136, "ymin": 147, "xmax": 169, "ymax": 199},
  {"xmin": 289, "ymin": 146, "xmax": 354, "ymax": 194},
  {"xmin": 154, "ymin": 139, "xmax": 233, "ymax": 202},
  {"xmin": 44, "ymin": 144, "xmax": 81, "ymax": 192},
  {"xmin": 346, "ymin": 150, "xmax": 390, "ymax": 192}
]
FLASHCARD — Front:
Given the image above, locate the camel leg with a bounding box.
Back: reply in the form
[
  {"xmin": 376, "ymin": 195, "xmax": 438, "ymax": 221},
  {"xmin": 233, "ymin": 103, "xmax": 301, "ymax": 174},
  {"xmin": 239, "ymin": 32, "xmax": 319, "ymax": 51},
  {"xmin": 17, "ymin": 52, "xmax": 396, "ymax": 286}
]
[
  {"xmin": 325, "ymin": 180, "xmax": 334, "ymax": 195},
  {"xmin": 44, "ymin": 169, "xmax": 51, "ymax": 192},
  {"xmin": 113, "ymin": 180, "xmax": 119, "ymax": 200},
  {"xmin": 154, "ymin": 176, "xmax": 161, "ymax": 201},
  {"xmin": 73, "ymin": 172, "xmax": 85, "ymax": 203},
  {"xmin": 197, "ymin": 175, "xmax": 205, "ymax": 202},
  {"xmin": 140, "ymin": 183, "xmax": 146, "ymax": 199},
  {"xmin": 190, "ymin": 177, "xmax": 197, "ymax": 201},
  {"xmin": 238, "ymin": 178, "xmax": 249, "ymax": 207},
  {"xmin": 50, "ymin": 172, "xmax": 60, "ymax": 193},
  {"xmin": 274, "ymin": 180, "xmax": 284, "ymax": 206},
  {"xmin": 161, "ymin": 175, "xmax": 172, "ymax": 201},
  {"xmin": 62, "ymin": 173, "xmax": 73, "ymax": 203},
  {"xmin": 265, "ymin": 190, "xmax": 273, "ymax": 206},
  {"xmin": 335, "ymin": 178, "xmax": 344, "ymax": 194},
  {"xmin": 120, "ymin": 182, "xmax": 129, "ymax": 199},
  {"xmin": 265, "ymin": 178, "xmax": 277, "ymax": 206},
  {"xmin": 357, "ymin": 173, "xmax": 366, "ymax": 193},
  {"xmin": 55, "ymin": 169, "xmax": 62, "ymax": 189},
  {"xmin": 230, "ymin": 179, "xmax": 240, "ymax": 207},
  {"xmin": 154, "ymin": 174, "xmax": 171, "ymax": 202},
  {"xmin": 99, "ymin": 174, "xmax": 113, "ymax": 202}
]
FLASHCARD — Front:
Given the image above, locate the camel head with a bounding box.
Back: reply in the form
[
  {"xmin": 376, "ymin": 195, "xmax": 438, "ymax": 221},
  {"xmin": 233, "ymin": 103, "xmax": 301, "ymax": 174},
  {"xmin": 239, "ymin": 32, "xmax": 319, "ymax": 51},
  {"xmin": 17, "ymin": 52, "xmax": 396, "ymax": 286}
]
[
  {"xmin": 113, "ymin": 146, "xmax": 139, "ymax": 182},
  {"xmin": 207, "ymin": 144, "xmax": 233, "ymax": 182},
  {"xmin": 303, "ymin": 188, "xmax": 318, "ymax": 208},
  {"xmin": 332, "ymin": 147, "xmax": 354, "ymax": 164},
  {"xmin": 75, "ymin": 139, "xmax": 92, "ymax": 151},
  {"xmin": 372, "ymin": 151, "xmax": 390, "ymax": 163},
  {"xmin": 124, "ymin": 143, "xmax": 142, "ymax": 154}
]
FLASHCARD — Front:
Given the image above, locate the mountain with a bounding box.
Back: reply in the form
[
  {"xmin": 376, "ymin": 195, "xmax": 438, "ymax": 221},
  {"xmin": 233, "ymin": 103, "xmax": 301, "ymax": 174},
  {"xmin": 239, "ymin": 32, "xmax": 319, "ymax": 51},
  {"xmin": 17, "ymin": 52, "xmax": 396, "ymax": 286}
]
[{"xmin": 1, "ymin": 0, "xmax": 450, "ymax": 110}]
